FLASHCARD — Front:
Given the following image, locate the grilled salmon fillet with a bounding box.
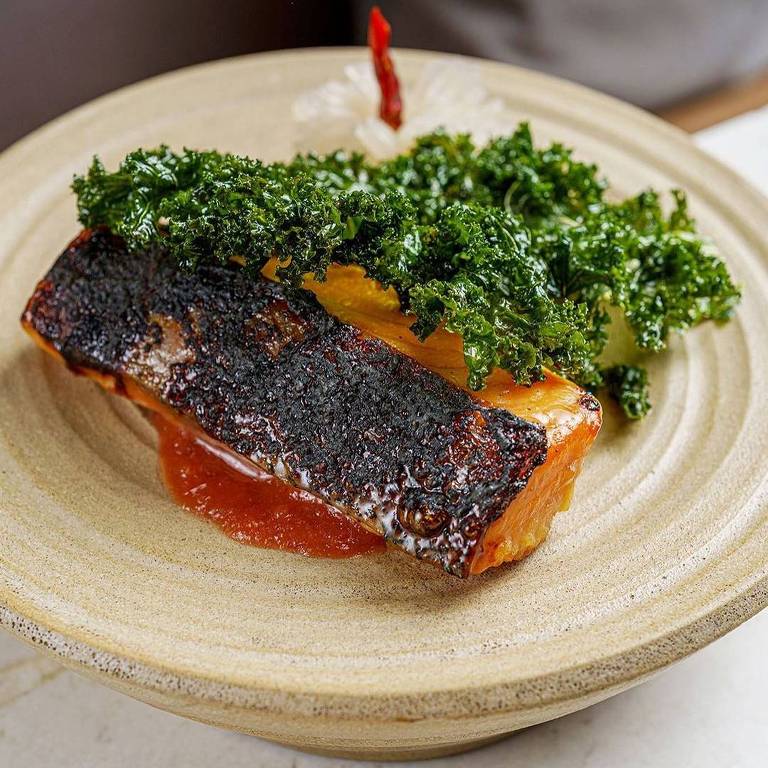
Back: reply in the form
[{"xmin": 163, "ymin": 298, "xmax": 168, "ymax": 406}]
[{"xmin": 22, "ymin": 229, "xmax": 573, "ymax": 577}]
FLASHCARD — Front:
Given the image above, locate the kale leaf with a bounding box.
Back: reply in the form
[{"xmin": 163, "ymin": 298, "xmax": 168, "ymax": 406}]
[{"xmin": 72, "ymin": 125, "xmax": 740, "ymax": 418}]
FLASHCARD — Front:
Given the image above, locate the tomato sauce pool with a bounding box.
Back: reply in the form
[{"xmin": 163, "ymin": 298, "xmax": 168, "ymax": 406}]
[{"xmin": 154, "ymin": 415, "xmax": 385, "ymax": 557}]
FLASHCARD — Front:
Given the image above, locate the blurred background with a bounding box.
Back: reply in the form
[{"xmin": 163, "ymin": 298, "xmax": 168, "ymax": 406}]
[{"xmin": 4, "ymin": 0, "xmax": 768, "ymax": 149}]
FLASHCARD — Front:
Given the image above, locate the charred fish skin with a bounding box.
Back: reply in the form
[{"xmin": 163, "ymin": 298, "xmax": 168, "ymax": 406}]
[{"xmin": 22, "ymin": 229, "xmax": 548, "ymax": 577}]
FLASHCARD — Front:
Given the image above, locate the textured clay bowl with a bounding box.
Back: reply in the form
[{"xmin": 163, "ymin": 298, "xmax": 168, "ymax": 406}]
[{"xmin": 0, "ymin": 50, "xmax": 767, "ymax": 761}]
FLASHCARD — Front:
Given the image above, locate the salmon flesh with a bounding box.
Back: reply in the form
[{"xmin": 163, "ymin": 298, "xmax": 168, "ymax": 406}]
[{"xmin": 20, "ymin": 229, "xmax": 580, "ymax": 578}]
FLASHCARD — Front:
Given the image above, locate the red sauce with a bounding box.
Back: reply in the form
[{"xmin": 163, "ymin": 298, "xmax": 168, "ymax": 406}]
[{"xmin": 154, "ymin": 415, "xmax": 385, "ymax": 558}]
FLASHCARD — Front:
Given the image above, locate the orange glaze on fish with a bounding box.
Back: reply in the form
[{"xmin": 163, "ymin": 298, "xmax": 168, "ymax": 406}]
[{"xmin": 285, "ymin": 263, "xmax": 603, "ymax": 574}]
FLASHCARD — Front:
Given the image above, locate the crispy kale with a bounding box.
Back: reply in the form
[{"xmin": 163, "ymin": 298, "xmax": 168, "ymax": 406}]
[{"xmin": 72, "ymin": 125, "xmax": 740, "ymax": 418}]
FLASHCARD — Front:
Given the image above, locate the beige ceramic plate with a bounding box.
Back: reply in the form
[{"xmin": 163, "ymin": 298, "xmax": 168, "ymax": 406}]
[{"xmin": 0, "ymin": 49, "xmax": 767, "ymax": 761}]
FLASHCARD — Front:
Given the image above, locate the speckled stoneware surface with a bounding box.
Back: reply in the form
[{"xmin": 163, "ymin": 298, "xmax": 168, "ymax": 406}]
[{"xmin": 0, "ymin": 50, "xmax": 766, "ymax": 761}]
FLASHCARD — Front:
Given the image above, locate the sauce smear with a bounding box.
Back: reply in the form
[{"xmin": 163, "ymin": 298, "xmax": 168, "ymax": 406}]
[{"xmin": 154, "ymin": 415, "xmax": 385, "ymax": 558}]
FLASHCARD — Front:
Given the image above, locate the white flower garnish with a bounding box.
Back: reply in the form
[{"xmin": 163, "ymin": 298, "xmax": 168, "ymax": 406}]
[{"xmin": 293, "ymin": 58, "xmax": 517, "ymax": 160}]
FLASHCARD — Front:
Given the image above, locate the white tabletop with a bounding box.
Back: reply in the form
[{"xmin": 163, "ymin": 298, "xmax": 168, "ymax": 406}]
[{"xmin": 1, "ymin": 116, "xmax": 766, "ymax": 768}]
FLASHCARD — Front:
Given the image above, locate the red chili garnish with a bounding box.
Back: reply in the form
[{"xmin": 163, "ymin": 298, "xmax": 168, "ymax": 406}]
[{"xmin": 368, "ymin": 6, "xmax": 403, "ymax": 130}]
